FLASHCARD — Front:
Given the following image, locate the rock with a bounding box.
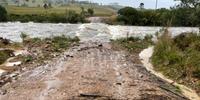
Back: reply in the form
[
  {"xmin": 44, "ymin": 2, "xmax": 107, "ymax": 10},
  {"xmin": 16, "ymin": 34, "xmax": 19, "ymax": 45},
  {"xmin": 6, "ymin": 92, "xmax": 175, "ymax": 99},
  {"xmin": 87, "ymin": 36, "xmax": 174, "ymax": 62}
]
[
  {"xmin": 98, "ymin": 44, "xmax": 103, "ymax": 47},
  {"xmin": 116, "ymin": 83, "xmax": 122, "ymax": 85},
  {"xmin": 0, "ymin": 71, "xmax": 8, "ymax": 77},
  {"xmin": 66, "ymin": 55, "xmax": 73, "ymax": 58},
  {"xmin": 10, "ymin": 73, "xmax": 18, "ymax": 78},
  {"xmin": 0, "ymin": 89, "xmax": 7, "ymax": 95},
  {"xmin": 0, "ymin": 37, "xmax": 10, "ymax": 45}
]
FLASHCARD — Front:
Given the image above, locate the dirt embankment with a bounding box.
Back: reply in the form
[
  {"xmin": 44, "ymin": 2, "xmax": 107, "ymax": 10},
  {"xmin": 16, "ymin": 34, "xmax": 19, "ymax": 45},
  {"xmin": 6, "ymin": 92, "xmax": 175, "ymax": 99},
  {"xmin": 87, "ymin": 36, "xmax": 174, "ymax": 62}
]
[{"xmin": 0, "ymin": 42, "xmax": 187, "ymax": 100}]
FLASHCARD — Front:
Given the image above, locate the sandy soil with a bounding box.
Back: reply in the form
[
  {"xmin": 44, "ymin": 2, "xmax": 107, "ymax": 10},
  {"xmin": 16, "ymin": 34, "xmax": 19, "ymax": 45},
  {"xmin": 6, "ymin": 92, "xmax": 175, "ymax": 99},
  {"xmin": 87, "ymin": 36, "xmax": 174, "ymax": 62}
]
[{"xmin": 0, "ymin": 42, "xmax": 186, "ymax": 100}]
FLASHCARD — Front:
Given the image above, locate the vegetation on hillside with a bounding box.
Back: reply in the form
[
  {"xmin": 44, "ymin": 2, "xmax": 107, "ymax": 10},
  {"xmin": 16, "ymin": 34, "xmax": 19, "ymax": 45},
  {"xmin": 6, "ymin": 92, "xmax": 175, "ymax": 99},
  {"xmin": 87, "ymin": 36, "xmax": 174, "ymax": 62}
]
[
  {"xmin": 6, "ymin": 5, "xmax": 115, "ymax": 16},
  {"xmin": 0, "ymin": 4, "xmax": 115, "ymax": 23},
  {"xmin": 152, "ymin": 31, "xmax": 200, "ymax": 93},
  {"xmin": 7, "ymin": 6, "xmax": 89, "ymax": 23}
]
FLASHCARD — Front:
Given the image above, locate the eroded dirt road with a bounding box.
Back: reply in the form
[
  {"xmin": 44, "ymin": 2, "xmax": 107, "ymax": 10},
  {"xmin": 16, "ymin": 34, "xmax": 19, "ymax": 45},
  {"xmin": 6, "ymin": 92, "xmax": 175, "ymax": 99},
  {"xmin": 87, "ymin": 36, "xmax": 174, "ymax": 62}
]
[{"xmin": 0, "ymin": 42, "xmax": 186, "ymax": 100}]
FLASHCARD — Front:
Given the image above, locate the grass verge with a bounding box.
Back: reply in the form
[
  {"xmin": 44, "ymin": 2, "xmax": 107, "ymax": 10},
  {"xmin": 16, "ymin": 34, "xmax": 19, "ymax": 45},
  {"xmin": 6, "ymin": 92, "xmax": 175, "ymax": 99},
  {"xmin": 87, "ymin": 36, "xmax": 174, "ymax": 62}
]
[
  {"xmin": 111, "ymin": 35, "xmax": 154, "ymax": 54},
  {"xmin": 152, "ymin": 31, "xmax": 200, "ymax": 94}
]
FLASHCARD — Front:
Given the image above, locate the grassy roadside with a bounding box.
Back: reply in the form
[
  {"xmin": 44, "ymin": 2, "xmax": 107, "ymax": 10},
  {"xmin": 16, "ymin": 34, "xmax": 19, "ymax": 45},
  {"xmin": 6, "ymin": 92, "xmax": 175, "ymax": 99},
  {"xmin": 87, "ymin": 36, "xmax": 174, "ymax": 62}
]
[
  {"xmin": 111, "ymin": 36, "xmax": 154, "ymax": 54},
  {"xmin": 152, "ymin": 31, "xmax": 200, "ymax": 94}
]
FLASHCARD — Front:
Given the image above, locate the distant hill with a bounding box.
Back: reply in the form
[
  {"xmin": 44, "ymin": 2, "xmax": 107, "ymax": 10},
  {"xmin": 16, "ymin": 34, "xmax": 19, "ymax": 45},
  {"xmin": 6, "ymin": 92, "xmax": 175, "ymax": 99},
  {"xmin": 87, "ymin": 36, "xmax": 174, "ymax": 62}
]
[
  {"xmin": 1, "ymin": 0, "xmax": 120, "ymax": 16},
  {"xmin": 107, "ymin": 3, "xmax": 124, "ymax": 10},
  {"xmin": 3, "ymin": 0, "xmax": 99, "ymax": 7}
]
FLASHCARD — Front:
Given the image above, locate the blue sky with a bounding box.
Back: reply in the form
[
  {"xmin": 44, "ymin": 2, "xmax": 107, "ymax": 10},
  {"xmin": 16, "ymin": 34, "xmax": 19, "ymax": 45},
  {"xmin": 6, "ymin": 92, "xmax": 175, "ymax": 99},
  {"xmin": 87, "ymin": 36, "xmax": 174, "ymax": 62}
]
[{"xmin": 85, "ymin": 0, "xmax": 180, "ymax": 9}]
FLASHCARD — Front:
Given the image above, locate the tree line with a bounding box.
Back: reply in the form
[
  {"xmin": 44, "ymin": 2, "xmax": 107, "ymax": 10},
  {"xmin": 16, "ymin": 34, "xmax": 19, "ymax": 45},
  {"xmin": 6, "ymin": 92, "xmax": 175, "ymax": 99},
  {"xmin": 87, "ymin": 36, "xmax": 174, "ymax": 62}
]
[
  {"xmin": 0, "ymin": 5, "xmax": 94, "ymax": 23},
  {"xmin": 117, "ymin": 0, "xmax": 200, "ymax": 26}
]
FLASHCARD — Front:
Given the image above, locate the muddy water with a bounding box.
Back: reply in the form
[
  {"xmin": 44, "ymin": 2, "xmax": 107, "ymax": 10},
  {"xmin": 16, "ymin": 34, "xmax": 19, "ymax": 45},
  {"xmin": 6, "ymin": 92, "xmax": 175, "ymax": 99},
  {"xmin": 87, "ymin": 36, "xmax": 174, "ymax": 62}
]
[{"xmin": 0, "ymin": 22, "xmax": 199, "ymax": 42}]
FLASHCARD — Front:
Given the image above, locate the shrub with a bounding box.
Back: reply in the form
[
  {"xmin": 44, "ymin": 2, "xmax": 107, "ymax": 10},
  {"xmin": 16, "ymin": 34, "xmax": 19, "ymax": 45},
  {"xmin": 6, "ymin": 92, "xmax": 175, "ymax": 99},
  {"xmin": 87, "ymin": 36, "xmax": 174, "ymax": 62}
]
[
  {"xmin": 0, "ymin": 5, "xmax": 7, "ymax": 22},
  {"xmin": 20, "ymin": 32, "xmax": 28, "ymax": 42},
  {"xmin": 117, "ymin": 7, "xmax": 142, "ymax": 25},
  {"xmin": 65, "ymin": 10, "xmax": 81, "ymax": 23},
  {"xmin": 87, "ymin": 8, "xmax": 94, "ymax": 16},
  {"xmin": 152, "ymin": 31, "xmax": 184, "ymax": 78}
]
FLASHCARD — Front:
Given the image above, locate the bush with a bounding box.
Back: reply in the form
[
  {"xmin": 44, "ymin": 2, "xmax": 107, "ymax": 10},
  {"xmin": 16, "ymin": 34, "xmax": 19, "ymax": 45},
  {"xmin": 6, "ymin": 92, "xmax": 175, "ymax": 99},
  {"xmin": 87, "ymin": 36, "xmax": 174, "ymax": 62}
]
[
  {"xmin": 87, "ymin": 8, "xmax": 94, "ymax": 16},
  {"xmin": 65, "ymin": 10, "xmax": 85, "ymax": 23},
  {"xmin": 0, "ymin": 6, "xmax": 7, "ymax": 22},
  {"xmin": 117, "ymin": 7, "xmax": 142, "ymax": 25},
  {"xmin": 152, "ymin": 31, "xmax": 184, "ymax": 78}
]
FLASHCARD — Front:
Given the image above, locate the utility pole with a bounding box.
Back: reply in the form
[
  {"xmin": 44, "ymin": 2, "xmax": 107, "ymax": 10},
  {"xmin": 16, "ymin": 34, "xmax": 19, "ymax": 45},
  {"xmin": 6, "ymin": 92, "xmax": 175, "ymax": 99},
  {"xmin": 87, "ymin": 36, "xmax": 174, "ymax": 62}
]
[{"xmin": 155, "ymin": 0, "xmax": 158, "ymax": 9}]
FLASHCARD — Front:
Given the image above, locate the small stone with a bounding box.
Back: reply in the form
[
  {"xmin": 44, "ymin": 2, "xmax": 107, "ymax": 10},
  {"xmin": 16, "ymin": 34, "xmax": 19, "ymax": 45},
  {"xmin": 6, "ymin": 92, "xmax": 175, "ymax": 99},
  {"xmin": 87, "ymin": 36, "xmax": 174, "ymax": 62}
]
[
  {"xmin": 98, "ymin": 44, "xmax": 103, "ymax": 47},
  {"xmin": 116, "ymin": 83, "xmax": 122, "ymax": 85},
  {"xmin": 10, "ymin": 73, "xmax": 18, "ymax": 78},
  {"xmin": 0, "ymin": 89, "xmax": 7, "ymax": 95}
]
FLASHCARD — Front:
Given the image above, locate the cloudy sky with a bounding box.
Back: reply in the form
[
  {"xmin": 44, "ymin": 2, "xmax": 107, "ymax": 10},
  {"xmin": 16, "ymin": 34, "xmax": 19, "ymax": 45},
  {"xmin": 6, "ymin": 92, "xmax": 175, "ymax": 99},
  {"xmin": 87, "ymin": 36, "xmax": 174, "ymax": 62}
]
[{"xmin": 86, "ymin": 0, "xmax": 180, "ymax": 9}]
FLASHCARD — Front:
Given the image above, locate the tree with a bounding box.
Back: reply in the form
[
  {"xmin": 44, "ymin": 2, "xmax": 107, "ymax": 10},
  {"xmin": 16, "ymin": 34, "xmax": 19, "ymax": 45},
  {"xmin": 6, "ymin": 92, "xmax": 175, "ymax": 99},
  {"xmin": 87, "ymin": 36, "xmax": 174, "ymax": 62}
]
[
  {"xmin": 87, "ymin": 8, "xmax": 94, "ymax": 16},
  {"xmin": 175, "ymin": 0, "xmax": 200, "ymax": 8},
  {"xmin": 65, "ymin": 10, "xmax": 85, "ymax": 23},
  {"xmin": 139, "ymin": 3, "xmax": 144, "ymax": 9},
  {"xmin": 0, "ymin": 5, "xmax": 7, "ymax": 22},
  {"xmin": 43, "ymin": 3, "xmax": 48, "ymax": 9},
  {"xmin": 117, "ymin": 7, "xmax": 142, "ymax": 25}
]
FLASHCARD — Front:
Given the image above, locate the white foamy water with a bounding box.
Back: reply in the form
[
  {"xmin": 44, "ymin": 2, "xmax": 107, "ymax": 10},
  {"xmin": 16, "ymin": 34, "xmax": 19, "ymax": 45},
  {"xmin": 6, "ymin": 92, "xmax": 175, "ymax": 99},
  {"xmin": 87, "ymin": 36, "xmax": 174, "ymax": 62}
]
[{"xmin": 0, "ymin": 22, "xmax": 199, "ymax": 42}]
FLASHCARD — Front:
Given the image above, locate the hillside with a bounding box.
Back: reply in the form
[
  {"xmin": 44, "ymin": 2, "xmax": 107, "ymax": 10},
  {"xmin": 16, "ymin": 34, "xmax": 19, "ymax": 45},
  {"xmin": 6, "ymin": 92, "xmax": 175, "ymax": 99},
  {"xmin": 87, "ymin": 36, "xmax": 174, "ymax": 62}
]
[
  {"xmin": 1, "ymin": 0, "xmax": 117, "ymax": 16},
  {"xmin": 6, "ymin": 4, "xmax": 116, "ymax": 16}
]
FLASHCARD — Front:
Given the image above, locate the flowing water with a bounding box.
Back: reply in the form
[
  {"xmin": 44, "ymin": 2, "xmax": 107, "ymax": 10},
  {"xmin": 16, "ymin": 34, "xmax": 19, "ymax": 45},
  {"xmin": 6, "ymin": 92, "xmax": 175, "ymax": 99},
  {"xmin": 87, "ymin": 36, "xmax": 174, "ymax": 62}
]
[{"xmin": 0, "ymin": 22, "xmax": 199, "ymax": 42}]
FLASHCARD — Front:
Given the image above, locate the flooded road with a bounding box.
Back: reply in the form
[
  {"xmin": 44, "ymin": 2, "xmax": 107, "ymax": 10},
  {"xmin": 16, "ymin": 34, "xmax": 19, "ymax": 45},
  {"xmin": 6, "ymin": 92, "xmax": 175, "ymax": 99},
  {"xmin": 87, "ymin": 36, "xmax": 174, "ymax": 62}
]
[
  {"xmin": 0, "ymin": 22, "xmax": 199, "ymax": 42},
  {"xmin": 0, "ymin": 22, "xmax": 199, "ymax": 99}
]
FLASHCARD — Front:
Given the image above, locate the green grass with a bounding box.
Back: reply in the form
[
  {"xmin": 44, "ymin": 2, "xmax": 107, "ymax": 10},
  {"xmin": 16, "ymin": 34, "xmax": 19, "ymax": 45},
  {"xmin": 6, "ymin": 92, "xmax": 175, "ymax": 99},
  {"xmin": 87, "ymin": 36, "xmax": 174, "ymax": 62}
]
[
  {"xmin": 19, "ymin": 35, "xmax": 80, "ymax": 64},
  {"xmin": 6, "ymin": 5, "xmax": 116, "ymax": 16},
  {"xmin": 111, "ymin": 35, "xmax": 153, "ymax": 53},
  {"xmin": 152, "ymin": 31, "xmax": 200, "ymax": 93},
  {"xmin": 23, "ymin": 35, "xmax": 80, "ymax": 52}
]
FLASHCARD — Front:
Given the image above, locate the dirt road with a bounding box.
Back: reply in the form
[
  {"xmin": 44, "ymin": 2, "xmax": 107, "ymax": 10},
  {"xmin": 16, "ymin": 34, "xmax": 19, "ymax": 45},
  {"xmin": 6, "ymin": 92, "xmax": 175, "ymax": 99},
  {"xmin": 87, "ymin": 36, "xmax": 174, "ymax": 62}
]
[{"xmin": 0, "ymin": 42, "xmax": 186, "ymax": 100}]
